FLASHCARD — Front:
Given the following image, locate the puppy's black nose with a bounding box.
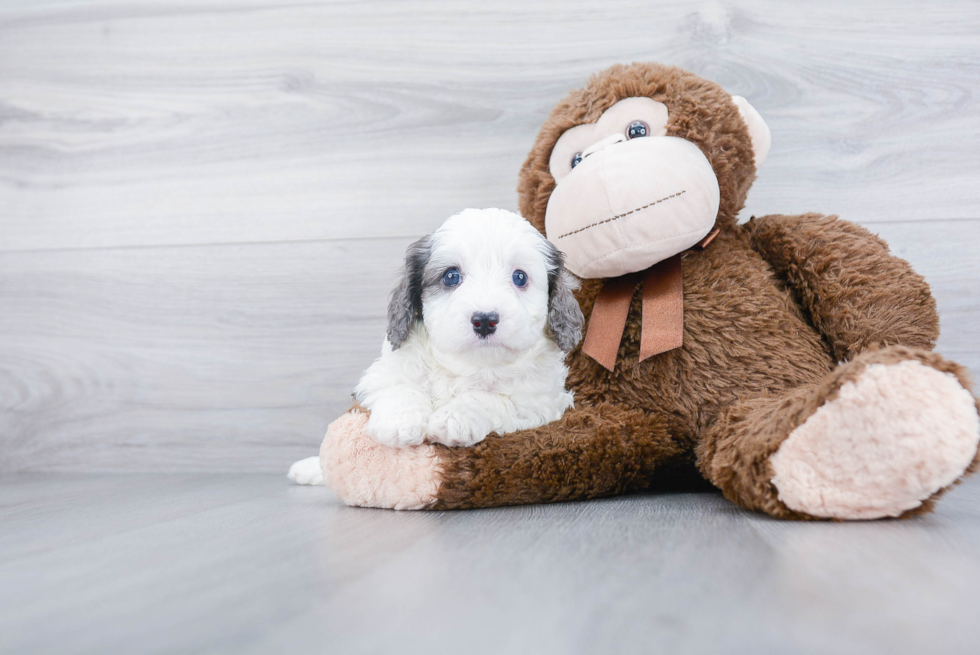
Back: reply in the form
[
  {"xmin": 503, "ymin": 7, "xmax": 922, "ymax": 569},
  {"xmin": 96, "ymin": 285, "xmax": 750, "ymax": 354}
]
[{"xmin": 471, "ymin": 311, "xmax": 499, "ymax": 337}]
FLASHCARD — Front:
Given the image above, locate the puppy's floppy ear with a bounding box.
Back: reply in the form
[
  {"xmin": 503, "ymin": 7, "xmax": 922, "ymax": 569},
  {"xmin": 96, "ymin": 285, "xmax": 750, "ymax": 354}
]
[
  {"xmin": 544, "ymin": 241, "xmax": 584, "ymax": 353},
  {"xmin": 387, "ymin": 234, "xmax": 432, "ymax": 349}
]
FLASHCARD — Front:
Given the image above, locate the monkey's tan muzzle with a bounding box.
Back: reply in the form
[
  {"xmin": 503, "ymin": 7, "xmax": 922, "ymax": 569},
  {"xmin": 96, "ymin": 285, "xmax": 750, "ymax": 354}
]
[{"xmin": 544, "ymin": 136, "xmax": 720, "ymax": 280}]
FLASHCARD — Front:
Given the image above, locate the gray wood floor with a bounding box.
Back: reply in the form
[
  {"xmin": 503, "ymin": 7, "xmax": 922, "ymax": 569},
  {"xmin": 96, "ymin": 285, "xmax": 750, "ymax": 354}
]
[
  {"xmin": 3, "ymin": 474, "xmax": 980, "ymax": 655},
  {"xmin": 2, "ymin": 0, "xmax": 979, "ymax": 472}
]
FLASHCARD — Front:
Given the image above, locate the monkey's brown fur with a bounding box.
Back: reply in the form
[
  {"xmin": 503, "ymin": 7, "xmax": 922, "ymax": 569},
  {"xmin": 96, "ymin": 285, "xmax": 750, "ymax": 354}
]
[{"xmin": 428, "ymin": 63, "xmax": 979, "ymax": 518}]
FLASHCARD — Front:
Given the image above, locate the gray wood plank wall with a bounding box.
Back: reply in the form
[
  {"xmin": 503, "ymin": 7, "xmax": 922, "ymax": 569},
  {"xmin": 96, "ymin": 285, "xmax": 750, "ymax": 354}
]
[{"xmin": 1, "ymin": 0, "xmax": 978, "ymax": 472}]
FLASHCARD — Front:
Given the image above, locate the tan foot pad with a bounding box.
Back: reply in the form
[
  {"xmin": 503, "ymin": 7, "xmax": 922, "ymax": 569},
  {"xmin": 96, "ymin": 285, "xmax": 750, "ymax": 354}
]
[
  {"xmin": 771, "ymin": 360, "xmax": 980, "ymax": 520},
  {"xmin": 320, "ymin": 411, "xmax": 442, "ymax": 510}
]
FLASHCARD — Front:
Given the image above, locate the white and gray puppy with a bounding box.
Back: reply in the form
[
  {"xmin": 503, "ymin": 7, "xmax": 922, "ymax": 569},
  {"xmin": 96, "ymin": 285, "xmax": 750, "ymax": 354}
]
[
  {"xmin": 359, "ymin": 207, "xmax": 584, "ymax": 448},
  {"xmin": 289, "ymin": 208, "xmax": 582, "ymax": 484}
]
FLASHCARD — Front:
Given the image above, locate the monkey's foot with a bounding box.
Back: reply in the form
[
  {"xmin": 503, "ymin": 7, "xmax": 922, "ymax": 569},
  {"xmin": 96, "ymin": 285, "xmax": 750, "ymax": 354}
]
[
  {"xmin": 770, "ymin": 360, "xmax": 980, "ymax": 519},
  {"xmin": 319, "ymin": 410, "xmax": 442, "ymax": 510}
]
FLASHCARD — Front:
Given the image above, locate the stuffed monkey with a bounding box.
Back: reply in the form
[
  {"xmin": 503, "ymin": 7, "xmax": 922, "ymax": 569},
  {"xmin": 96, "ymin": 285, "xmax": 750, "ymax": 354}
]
[{"xmin": 320, "ymin": 63, "xmax": 980, "ymax": 520}]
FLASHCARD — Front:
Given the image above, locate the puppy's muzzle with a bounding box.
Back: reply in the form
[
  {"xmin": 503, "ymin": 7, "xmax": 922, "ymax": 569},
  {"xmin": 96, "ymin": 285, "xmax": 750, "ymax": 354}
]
[{"xmin": 471, "ymin": 311, "xmax": 498, "ymax": 337}]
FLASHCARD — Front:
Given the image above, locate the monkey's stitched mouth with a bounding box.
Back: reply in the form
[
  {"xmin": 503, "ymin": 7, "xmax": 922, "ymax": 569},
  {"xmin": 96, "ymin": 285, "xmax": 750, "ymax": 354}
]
[{"xmin": 556, "ymin": 190, "xmax": 687, "ymax": 240}]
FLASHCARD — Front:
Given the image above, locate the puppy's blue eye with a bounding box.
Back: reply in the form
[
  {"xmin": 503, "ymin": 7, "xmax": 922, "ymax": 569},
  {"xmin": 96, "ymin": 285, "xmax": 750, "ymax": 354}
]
[
  {"xmin": 443, "ymin": 268, "xmax": 461, "ymax": 287},
  {"xmin": 512, "ymin": 270, "xmax": 528, "ymax": 288},
  {"xmin": 570, "ymin": 152, "xmax": 583, "ymax": 169},
  {"xmin": 627, "ymin": 120, "xmax": 649, "ymax": 139}
]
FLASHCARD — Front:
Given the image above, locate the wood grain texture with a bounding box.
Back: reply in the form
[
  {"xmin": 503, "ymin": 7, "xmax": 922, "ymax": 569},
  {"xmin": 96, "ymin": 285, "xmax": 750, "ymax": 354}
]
[
  {"xmin": 2, "ymin": 474, "xmax": 980, "ymax": 654},
  {"xmin": 1, "ymin": 0, "xmax": 979, "ymax": 472},
  {"xmin": 0, "ymin": 237, "xmax": 412, "ymax": 472},
  {"xmin": 1, "ymin": 0, "xmax": 979, "ymax": 251}
]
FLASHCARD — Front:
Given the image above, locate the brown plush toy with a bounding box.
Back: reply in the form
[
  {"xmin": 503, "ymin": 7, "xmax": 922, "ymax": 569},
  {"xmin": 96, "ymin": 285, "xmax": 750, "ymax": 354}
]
[{"xmin": 319, "ymin": 62, "xmax": 980, "ymax": 520}]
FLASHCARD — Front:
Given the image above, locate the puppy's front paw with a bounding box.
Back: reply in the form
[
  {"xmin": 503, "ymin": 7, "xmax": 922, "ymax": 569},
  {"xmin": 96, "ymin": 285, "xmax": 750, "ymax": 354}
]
[
  {"xmin": 367, "ymin": 403, "xmax": 432, "ymax": 448},
  {"xmin": 428, "ymin": 404, "xmax": 490, "ymax": 447}
]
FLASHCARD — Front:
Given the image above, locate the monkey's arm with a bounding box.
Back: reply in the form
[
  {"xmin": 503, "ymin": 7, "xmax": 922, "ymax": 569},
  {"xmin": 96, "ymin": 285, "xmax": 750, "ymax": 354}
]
[
  {"xmin": 319, "ymin": 403, "xmax": 685, "ymax": 510},
  {"xmin": 744, "ymin": 213, "xmax": 938, "ymax": 362}
]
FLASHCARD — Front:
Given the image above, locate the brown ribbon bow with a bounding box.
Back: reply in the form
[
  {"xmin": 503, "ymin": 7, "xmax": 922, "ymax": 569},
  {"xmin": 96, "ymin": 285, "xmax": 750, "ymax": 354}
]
[{"xmin": 581, "ymin": 229, "xmax": 719, "ymax": 371}]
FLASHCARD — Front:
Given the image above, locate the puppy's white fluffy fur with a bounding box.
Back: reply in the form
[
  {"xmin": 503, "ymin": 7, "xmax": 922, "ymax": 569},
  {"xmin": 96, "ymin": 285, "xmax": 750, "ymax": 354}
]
[
  {"xmin": 359, "ymin": 208, "xmax": 580, "ymax": 448},
  {"xmin": 289, "ymin": 209, "xmax": 584, "ymax": 484},
  {"xmin": 288, "ymin": 209, "xmax": 582, "ymax": 484}
]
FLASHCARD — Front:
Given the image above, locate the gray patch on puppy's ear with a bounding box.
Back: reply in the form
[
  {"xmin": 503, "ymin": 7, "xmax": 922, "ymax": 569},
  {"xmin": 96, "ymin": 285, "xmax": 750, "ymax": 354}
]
[
  {"xmin": 386, "ymin": 234, "xmax": 432, "ymax": 349},
  {"xmin": 544, "ymin": 240, "xmax": 584, "ymax": 353}
]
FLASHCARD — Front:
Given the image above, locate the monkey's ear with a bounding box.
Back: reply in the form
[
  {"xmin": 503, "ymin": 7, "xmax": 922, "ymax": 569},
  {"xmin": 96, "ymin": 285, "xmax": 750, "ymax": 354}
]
[
  {"xmin": 386, "ymin": 235, "xmax": 432, "ymax": 349},
  {"xmin": 731, "ymin": 95, "xmax": 772, "ymax": 169},
  {"xmin": 544, "ymin": 242, "xmax": 585, "ymax": 353}
]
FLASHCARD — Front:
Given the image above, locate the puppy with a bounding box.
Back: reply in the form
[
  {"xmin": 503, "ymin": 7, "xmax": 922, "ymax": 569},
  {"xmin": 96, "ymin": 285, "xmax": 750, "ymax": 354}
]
[
  {"xmin": 359, "ymin": 207, "xmax": 584, "ymax": 448},
  {"xmin": 288, "ymin": 208, "xmax": 583, "ymax": 484}
]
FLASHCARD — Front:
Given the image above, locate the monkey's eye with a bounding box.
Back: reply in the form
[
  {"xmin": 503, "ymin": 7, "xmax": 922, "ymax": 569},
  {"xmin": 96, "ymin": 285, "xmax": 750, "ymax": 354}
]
[
  {"xmin": 626, "ymin": 120, "xmax": 650, "ymax": 139},
  {"xmin": 570, "ymin": 152, "xmax": 583, "ymax": 169},
  {"xmin": 512, "ymin": 270, "xmax": 528, "ymax": 288},
  {"xmin": 443, "ymin": 268, "xmax": 461, "ymax": 287}
]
